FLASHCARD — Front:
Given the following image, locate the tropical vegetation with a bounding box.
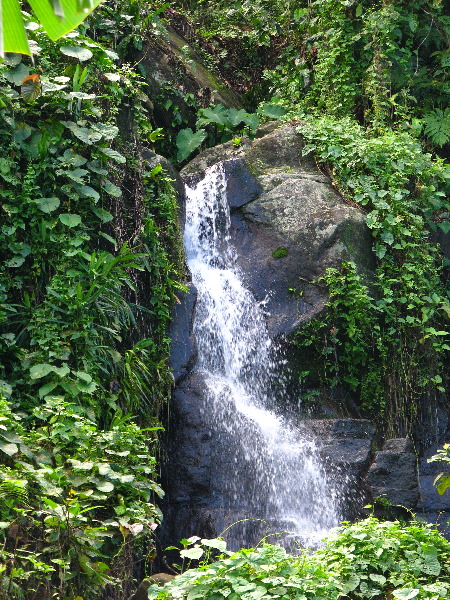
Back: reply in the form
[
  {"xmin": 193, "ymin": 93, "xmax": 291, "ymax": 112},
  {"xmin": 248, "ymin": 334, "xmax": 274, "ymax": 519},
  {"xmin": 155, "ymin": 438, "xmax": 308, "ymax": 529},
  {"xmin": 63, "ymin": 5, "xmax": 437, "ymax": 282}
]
[{"xmin": 0, "ymin": 0, "xmax": 449, "ymax": 598}]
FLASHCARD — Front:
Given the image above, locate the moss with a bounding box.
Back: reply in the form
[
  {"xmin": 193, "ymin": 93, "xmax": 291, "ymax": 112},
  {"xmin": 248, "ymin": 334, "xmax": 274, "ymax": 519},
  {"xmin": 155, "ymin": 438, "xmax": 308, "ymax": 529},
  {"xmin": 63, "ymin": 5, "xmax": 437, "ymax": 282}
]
[{"xmin": 272, "ymin": 247, "xmax": 289, "ymax": 259}]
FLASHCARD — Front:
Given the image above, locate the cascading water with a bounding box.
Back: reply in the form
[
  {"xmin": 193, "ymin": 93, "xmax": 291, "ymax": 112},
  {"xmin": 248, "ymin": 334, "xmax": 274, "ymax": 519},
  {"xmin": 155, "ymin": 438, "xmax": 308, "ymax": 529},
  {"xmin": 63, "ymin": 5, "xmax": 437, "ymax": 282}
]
[{"xmin": 183, "ymin": 163, "xmax": 341, "ymax": 548}]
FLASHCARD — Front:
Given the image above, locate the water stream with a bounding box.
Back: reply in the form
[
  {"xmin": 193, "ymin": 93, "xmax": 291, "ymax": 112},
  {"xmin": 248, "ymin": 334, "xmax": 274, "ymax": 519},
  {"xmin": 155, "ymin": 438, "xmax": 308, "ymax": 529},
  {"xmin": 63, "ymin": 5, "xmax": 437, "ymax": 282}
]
[{"xmin": 183, "ymin": 163, "xmax": 341, "ymax": 548}]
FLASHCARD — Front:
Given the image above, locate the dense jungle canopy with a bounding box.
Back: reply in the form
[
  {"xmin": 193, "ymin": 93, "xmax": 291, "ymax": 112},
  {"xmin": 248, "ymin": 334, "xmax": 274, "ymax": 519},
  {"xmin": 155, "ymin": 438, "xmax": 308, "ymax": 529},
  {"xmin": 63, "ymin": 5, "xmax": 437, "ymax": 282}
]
[{"xmin": 0, "ymin": 1, "xmax": 449, "ymax": 599}]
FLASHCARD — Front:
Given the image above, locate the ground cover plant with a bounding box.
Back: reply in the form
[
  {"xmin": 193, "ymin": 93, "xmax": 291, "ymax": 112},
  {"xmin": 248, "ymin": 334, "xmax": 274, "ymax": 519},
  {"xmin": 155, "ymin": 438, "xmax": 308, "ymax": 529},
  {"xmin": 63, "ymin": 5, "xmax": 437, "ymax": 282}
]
[{"xmin": 148, "ymin": 518, "xmax": 450, "ymax": 600}]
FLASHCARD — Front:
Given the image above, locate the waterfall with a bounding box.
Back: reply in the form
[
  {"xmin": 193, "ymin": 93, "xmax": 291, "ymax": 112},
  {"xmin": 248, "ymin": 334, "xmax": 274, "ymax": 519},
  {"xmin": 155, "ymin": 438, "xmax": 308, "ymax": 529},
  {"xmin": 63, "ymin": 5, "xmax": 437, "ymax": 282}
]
[{"xmin": 183, "ymin": 163, "xmax": 341, "ymax": 549}]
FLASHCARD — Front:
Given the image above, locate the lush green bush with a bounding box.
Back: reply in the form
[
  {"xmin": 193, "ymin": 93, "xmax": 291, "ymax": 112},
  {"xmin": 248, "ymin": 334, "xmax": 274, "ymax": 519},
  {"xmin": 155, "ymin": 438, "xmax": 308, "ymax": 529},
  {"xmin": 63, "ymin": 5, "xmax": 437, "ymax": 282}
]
[
  {"xmin": 148, "ymin": 518, "xmax": 450, "ymax": 600},
  {"xmin": 294, "ymin": 116, "xmax": 449, "ymax": 436},
  {"xmin": 0, "ymin": 3, "xmax": 183, "ymax": 598}
]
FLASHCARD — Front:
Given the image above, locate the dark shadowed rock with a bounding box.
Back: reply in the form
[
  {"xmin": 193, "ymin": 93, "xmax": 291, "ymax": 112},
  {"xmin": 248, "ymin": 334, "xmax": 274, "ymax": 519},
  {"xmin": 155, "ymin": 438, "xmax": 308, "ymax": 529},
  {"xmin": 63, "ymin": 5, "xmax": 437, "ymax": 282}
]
[
  {"xmin": 366, "ymin": 438, "xmax": 420, "ymax": 508},
  {"xmin": 138, "ymin": 26, "xmax": 241, "ymax": 132},
  {"xmin": 169, "ymin": 284, "xmax": 197, "ymax": 383}
]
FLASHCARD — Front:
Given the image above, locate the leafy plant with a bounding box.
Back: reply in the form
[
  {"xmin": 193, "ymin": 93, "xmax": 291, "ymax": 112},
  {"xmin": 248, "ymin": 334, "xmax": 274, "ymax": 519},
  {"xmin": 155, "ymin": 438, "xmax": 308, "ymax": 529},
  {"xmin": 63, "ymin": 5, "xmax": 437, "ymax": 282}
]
[
  {"xmin": 423, "ymin": 108, "xmax": 450, "ymax": 147},
  {"xmin": 148, "ymin": 518, "xmax": 450, "ymax": 600},
  {"xmin": 428, "ymin": 444, "xmax": 450, "ymax": 495},
  {"xmin": 0, "ymin": 2, "xmax": 183, "ymax": 598},
  {"xmin": 2, "ymin": 0, "xmax": 104, "ymax": 56},
  {"xmin": 176, "ymin": 102, "xmax": 286, "ymax": 163}
]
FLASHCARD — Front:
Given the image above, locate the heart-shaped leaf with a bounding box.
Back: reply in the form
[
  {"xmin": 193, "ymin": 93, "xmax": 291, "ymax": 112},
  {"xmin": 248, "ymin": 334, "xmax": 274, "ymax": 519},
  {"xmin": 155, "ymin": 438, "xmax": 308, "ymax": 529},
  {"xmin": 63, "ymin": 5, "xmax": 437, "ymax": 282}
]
[{"xmin": 59, "ymin": 213, "xmax": 82, "ymax": 227}]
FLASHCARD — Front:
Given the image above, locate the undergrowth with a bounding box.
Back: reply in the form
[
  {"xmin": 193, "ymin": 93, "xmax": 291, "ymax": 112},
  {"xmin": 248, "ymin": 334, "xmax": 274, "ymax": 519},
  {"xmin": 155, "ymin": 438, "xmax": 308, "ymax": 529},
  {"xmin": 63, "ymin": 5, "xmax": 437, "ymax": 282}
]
[
  {"xmin": 0, "ymin": 2, "xmax": 184, "ymax": 599},
  {"xmin": 148, "ymin": 518, "xmax": 450, "ymax": 600}
]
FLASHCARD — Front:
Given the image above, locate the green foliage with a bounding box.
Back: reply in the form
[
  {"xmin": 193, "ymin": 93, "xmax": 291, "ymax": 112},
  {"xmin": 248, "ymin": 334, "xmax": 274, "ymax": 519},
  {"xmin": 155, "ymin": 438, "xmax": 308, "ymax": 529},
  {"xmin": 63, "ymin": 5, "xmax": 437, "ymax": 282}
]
[
  {"xmin": 176, "ymin": 102, "xmax": 285, "ymax": 163},
  {"xmin": 271, "ymin": 247, "xmax": 288, "ymax": 259},
  {"xmin": 148, "ymin": 518, "xmax": 450, "ymax": 600},
  {"xmin": 428, "ymin": 444, "xmax": 450, "ymax": 495},
  {"xmin": 177, "ymin": 128, "xmax": 208, "ymax": 162},
  {"xmin": 295, "ymin": 116, "xmax": 449, "ymax": 435},
  {"xmin": 0, "ymin": 2, "xmax": 183, "ymax": 598},
  {"xmin": 423, "ymin": 108, "xmax": 450, "ymax": 147}
]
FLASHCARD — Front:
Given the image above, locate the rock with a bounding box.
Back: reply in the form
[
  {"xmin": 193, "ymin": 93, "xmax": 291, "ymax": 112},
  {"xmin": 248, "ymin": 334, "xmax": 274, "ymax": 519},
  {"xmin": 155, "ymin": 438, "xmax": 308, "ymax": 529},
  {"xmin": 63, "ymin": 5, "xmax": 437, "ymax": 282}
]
[
  {"xmin": 366, "ymin": 438, "xmax": 420, "ymax": 509},
  {"xmin": 169, "ymin": 284, "xmax": 197, "ymax": 383},
  {"xmin": 181, "ymin": 123, "xmax": 375, "ymax": 338},
  {"xmin": 299, "ymin": 419, "xmax": 376, "ymax": 519},
  {"xmin": 303, "ymin": 419, "xmax": 375, "ymax": 440},
  {"xmin": 149, "ymin": 573, "xmax": 176, "ymax": 585},
  {"xmin": 138, "ymin": 26, "xmax": 241, "ymax": 131},
  {"xmin": 141, "ymin": 148, "xmax": 185, "ymax": 201}
]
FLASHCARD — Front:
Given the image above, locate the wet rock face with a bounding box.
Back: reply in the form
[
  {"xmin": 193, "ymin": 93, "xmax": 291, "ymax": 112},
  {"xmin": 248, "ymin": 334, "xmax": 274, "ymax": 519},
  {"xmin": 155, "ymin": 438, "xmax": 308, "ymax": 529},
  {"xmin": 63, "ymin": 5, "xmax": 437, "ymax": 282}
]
[
  {"xmin": 301, "ymin": 419, "xmax": 376, "ymax": 519},
  {"xmin": 181, "ymin": 124, "xmax": 375, "ymax": 338},
  {"xmin": 366, "ymin": 438, "xmax": 420, "ymax": 509}
]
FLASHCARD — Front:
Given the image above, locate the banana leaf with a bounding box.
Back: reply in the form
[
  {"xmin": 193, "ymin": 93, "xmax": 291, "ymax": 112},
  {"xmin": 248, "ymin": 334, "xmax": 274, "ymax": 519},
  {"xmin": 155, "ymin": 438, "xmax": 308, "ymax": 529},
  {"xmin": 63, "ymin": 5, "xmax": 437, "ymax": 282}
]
[{"xmin": 1, "ymin": 0, "xmax": 104, "ymax": 57}]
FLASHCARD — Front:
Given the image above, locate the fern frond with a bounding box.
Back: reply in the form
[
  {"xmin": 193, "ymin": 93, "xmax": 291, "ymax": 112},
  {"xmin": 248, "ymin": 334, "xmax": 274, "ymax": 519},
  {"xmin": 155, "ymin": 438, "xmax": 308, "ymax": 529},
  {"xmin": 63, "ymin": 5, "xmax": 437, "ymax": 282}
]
[
  {"xmin": 423, "ymin": 108, "xmax": 450, "ymax": 147},
  {"xmin": 0, "ymin": 479, "xmax": 28, "ymax": 506}
]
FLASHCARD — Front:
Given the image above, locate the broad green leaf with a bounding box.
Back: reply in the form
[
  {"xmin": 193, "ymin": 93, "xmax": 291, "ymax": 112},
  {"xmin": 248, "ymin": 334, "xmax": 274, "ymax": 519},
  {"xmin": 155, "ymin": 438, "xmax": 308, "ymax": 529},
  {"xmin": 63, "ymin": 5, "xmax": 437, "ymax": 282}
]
[
  {"xmin": 87, "ymin": 160, "xmax": 108, "ymax": 175},
  {"xmin": 13, "ymin": 122, "xmax": 33, "ymax": 142},
  {"xmin": 38, "ymin": 382, "xmax": 58, "ymax": 399},
  {"xmin": 21, "ymin": 75, "xmax": 41, "ymax": 102},
  {"xmin": 53, "ymin": 366, "xmax": 70, "ymax": 377},
  {"xmin": 0, "ymin": 431, "xmax": 22, "ymax": 443},
  {"xmin": 0, "ymin": 521, "xmax": 11, "ymax": 529},
  {"xmin": 64, "ymin": 167, "xmax": 88, "ymax": 183},
  {"xmin": 79, "ymin": 185, "xmax": 99, "ymax": 201},
  {"xmin": 381, "ymin": 231, "xmax": 394, "ymax": 245},
  {"xmin": 392, "ymin": 588, "xmax": 420, "ymax": 600},
  {"xmin": 200, "ymin": 538, "xmax": 227, "ymax": 552},
  {"xmin": 200, "ymin": 105, "xmax": 229, "ymax": 126},
  {"xmin": 4, "ymin": 62, "xmax": 29, "ymax": 86},
  {"xmin": 3, "ymin": 0, "xmax": 104, "ymax": 57},
  {"xmin": 176, "ymin": 128, "xmax": 207, "ymax": 162},
  {"xmin": 92, "ymin": 123, "xmax": 119, "ymax": 139},
  {"xmin": 2, "ymin": 0, "xmax": 30, "ymax": 55},
  {"xmin": 0, "ymin": 441, "xmax": 18, "ymax": 456},
  {"xmin": 180, "ymin": 546, "xmax": 204, "ymax": 560},
  {"xmin": 117, "ymin": 474, "xmax": 134, "ymax": 483},
  {"xmin": 91, "ymin": 206, "xmax": 113, "ymax": 222},
  {"xmin": 69, "ymin": 459, "xmax": 94, "ymax": 470},
  {"xmin": 28, "ymin": 0, "xmax": 104, "ymax": 42},
  {"xmin": 5, "ymin": 256, "xmax": 25, "ymax": 267},
  {"xmin": 30, "ymin": 363, "xmax": 54, "ymax": 379},
  {"xmin": 42, "ymin": 497, "xmax": 59, "ymax": 509},
  {"xmin": 4, "ymin": 52, "xmax": 22, "ymax": 66},
  {"xmin": 104, "ymin": 72, "xmax": 120, "ymax": 82},
  {"xmin": 62, "ymin": 121, "xmax": 103, "ymax": 145},
  {"xmin": 96, "ymin": 480, "xmax": 114, "ymax": 492},
  {"xmin": 226, "ymin": 108, "xmax": 247, "ymax": 128},
  {"xmin": 60, "ymin": 149, "xmax": 87, "ymax": 166},
  {"xmin": 68, "ymin": 91, "xmax": 95, "ymax": 100},
  {"xmin": 438, "ymin": 222, "xmax": 450, "ymax": 234},
  {"xmin": 243, "ymin": 113, "xmax": 260, "ymax": 131},
  {"xmin": 102, "ymin": 179, "xmax": 122, "ymax": 197},
  {"xmin": 75, "ymin": 371, "xmax": 92, "ymax": 383},
  {"xmin": 258, "ymin": 103, "xmax": 287, "ymax": 119},
  {"xmin": 100, "ymin": 147, "xmax": 126, "ymax": 164},
  {"xmin": 37, "ymin": 197, "xmax": 60, "ymax": 213},
  {"xmin": 59, "ymin": 213, "xmax": 82, "ymax": 227}
]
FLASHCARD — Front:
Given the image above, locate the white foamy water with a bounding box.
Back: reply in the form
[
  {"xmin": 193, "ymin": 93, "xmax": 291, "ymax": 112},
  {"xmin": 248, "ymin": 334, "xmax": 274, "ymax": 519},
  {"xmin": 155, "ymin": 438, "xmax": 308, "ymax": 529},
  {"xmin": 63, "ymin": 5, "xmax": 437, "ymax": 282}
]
[{"xmin": 184, "ymin": 163, "xmax": 341, "ymax": 548}]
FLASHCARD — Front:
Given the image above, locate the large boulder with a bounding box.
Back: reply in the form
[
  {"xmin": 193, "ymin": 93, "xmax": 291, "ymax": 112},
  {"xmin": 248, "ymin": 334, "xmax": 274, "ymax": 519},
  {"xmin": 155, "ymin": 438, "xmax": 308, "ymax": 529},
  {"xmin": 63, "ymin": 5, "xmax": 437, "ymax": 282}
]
[
  {"xmin": 181, "ymin": 123, "xmax": 375, "ymax": 338},
  {"xmin": 366, "ymin": 438, "xmax": 420, "ymax": 509}
]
